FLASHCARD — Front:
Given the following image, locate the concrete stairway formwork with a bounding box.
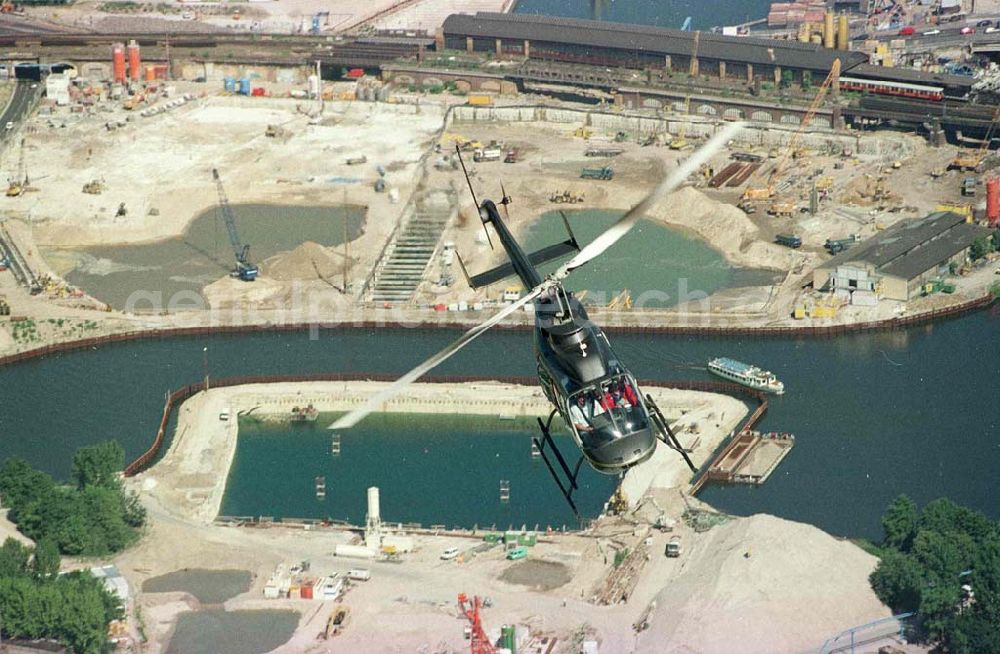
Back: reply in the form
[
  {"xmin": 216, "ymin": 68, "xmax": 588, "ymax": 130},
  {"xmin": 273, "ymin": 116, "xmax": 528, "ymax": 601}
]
[{"xmin": 367, "ymin": 190, "xmax": 454, "ymax": 304}]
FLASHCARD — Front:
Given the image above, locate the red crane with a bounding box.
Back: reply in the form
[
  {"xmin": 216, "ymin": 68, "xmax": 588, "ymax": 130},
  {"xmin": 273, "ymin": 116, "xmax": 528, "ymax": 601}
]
[{"xmin": 457, "ymin": 593, "xmax": 496, "ymax": 654}]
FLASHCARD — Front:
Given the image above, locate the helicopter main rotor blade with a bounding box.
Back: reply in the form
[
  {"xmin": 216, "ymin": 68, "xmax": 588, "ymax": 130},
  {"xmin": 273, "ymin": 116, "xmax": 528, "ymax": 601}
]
[
  {"xmin": 554, "ymin": 121, "xmax": 744, "ymax": 280},
  {"xmin": 329, "ymin": 284, "xmax": 550, "ymax": 430}
]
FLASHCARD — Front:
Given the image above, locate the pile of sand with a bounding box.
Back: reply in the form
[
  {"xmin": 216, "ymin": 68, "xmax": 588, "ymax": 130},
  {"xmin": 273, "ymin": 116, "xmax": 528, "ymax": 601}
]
[
  {"xmin": 264, "ymin": 241, "xmax": 346, "ymax": 282},
  {"xmin": 636, "ymin": 514, "xmax": 890, "ymax": 653},
  {"xmin": 649, "ymin": 187, "xmax": 763, "ymax": 268}
]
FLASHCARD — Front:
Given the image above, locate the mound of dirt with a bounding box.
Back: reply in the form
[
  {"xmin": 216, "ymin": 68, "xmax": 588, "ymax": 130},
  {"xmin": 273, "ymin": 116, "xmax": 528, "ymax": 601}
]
[
  {"xmin": 499, "ymin": 559, "xmax": 572, "ymax": 591},
  {"xmin": 264, "ymin": 241, "xmax": 346, "ymax": 282},
  {"xmin": 636, "ymin": 514, "xmax": 890, "ymax": 654},
  {"xmin": 650, "ymin": 186, "xmax": 761, "ymax": 267}
]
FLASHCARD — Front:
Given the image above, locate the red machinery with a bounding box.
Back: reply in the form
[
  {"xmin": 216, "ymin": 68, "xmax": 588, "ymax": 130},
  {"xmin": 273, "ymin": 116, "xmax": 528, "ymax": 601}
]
[{"xmin": 457, "ymin": 593, "xmax": 496, "ymax": 654}]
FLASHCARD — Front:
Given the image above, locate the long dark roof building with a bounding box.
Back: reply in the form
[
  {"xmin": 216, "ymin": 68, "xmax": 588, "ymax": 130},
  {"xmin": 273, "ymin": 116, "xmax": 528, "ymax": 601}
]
[{"xmin": 441, "ymin": 12, "xmax": 867, "ymax": 80}]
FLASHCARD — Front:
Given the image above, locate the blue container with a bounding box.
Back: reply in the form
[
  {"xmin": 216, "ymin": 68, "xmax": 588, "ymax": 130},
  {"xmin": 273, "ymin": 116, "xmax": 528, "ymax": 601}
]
[
  {"xmin": 239, "ymin": 77, "xmax": 251, "ymax": 95},
  {"xmin": 223, "ymin": 76, "xmax": 236, "ymax": 93}
]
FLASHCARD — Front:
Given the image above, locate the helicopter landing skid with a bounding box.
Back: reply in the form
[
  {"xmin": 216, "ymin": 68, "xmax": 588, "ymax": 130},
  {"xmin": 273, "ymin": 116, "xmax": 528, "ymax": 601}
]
[
  {"xmin": 645, "ymin": 394, "xmax": 697, "ymax": 473},
  {"xmin": 532, "ymin": 409, "xmax": 584, "ymax": 521}
]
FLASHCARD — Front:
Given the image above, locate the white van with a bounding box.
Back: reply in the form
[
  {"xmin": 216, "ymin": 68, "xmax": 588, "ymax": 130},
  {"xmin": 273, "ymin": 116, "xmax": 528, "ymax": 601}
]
[
  {"xmin": 346, "ymin": 568, "xmax": 371, "ymax": 581},
  {"xmin": 440, "ymin": 547, "xmax": 460, "ymax": 560},
  {"xmin": 219, "ymin": 408, "xmax": 230, "ymax": 421}
]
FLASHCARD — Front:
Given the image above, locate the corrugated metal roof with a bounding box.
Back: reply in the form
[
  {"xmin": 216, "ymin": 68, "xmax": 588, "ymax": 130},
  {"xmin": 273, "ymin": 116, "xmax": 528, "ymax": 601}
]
[
  {"xmin": 442, "ymin": 13, "xmax": 868, "ymax": 72},
  {"xmin": 849, "ymin": 63, "xmax": 974, "ymax": 89},
  {"xmin": 820, "ymin": 212, "xmax": 989, "ymax": 280}
]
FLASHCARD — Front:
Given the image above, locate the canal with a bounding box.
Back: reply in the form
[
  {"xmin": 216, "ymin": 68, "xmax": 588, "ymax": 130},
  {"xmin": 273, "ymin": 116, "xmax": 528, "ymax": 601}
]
[{"xmin": 0, "ymin": 306, "xmax": 996, "ymax": 540}]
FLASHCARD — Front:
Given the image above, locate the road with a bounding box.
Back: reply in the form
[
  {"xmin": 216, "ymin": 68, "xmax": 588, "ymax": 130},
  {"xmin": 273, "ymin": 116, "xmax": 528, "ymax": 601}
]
[{"xmin": 0, "ymin": 80, "xmax": 38, "ymax": 143}]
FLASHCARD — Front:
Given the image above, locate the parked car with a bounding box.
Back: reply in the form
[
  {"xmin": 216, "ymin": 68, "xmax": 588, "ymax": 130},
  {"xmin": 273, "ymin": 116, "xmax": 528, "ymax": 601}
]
[
  {"xmin": 923, "ymin": 29, "xmax": 942, "ymax": 35},
  {"xmin": 4, "ymin": 122, "xmax": 12, "ymax": 130},
  {"xmin": 960, "ymin": 26, "xmax": 975, "ymax": 35},
  {"xmin": 978, "ymin": 19, "xmax": 993, "ymax": 27},
  {"xmin": 898, "ymin": 26, "xmax": 916, "ymax": 36},
  {"xmin": 987, "ymin": 26, "xmax": 1000, "ymax": 33}
]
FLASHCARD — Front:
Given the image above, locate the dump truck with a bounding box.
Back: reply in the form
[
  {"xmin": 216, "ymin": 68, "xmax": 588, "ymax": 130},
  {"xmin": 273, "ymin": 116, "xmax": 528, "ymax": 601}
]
[
  {"xmin": 962, "ymin": 176, "xmax": 977, "ymax": 197},
  {"xmin": 473, "ymin": 148, "xmax": 502, "ymax": 162},
  {"xmin": 775, "ymin": 233, "xmax": 802, "ymax": 248},
  {"xmin": 767, "ymin": 202, "xmax": 795, "ymax": 217},
  {"xmin": 581, "ymin": 166, "xmax": 613, "ymax": 180},
  {"xmin": 825, "ymin": 235, "xmax": 858, "ymax": 254},
  {"xmin": 665, "ymin": 536, "xmax": 682, "ymax": 558}
]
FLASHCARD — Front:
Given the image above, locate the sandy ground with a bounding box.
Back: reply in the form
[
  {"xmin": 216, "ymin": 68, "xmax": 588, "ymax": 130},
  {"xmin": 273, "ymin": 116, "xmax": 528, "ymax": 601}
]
[{"xmin": 107, "ymin": 379, "xmax": 903, "ymax": 654}]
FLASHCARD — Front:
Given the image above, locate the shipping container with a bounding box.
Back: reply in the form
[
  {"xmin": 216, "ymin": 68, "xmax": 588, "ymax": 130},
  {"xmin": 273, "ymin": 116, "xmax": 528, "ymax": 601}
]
[
  {"xmin": 467, "ymin": 94, "xmax": 492, "ymax": 106},
  {"xmin": 300, "ymin": 582, "xmax": 314, "ymax": 599}
]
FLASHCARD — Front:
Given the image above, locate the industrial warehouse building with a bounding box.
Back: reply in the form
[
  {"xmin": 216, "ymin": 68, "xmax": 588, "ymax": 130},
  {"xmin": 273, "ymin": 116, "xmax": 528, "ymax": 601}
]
[
  {"xmin": 813, "ymin": 212, "xmax": 990, "ymax": 302},
  {"xmin": 440, "ymin": 12, "xmax": 868, "ymax": 84}
]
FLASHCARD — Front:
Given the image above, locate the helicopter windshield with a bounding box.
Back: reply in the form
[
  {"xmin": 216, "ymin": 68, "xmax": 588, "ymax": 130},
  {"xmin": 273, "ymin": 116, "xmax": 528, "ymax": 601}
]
[{"xmin": 567, "ymin": 376, "xmax": 648, "ymax": 449}]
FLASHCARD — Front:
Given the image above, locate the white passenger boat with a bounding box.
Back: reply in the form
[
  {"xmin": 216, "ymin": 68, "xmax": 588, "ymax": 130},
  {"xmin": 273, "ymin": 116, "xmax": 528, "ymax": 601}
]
[{"xmin": 708, "ymin": 357, "xmax": 785, "ymax": 394}]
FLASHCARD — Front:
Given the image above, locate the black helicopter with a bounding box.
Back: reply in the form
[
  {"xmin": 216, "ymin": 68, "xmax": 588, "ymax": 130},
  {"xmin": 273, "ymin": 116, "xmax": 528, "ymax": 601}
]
[{"xmin": 331, "ymin": 122, "xmax": 743, "ymax": 515}]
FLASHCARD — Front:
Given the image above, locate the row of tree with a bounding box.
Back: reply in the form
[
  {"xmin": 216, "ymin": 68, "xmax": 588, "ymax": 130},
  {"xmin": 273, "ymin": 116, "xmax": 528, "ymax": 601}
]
[
  {"xmin": 0, "ymin": 537, "xmax": 123, "ymax": 654},
  {"xmin": 870, "ymin": 495, "xmax": 1000, "ymax": 653},
  {"xmin": 0, "ymin": 441, "xmax": 145, "ymax": 556}
]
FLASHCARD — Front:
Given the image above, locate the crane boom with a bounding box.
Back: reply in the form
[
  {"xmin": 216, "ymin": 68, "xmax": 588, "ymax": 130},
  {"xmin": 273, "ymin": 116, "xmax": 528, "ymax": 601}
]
[
  {"xmin": 212, "ymin": 168, "xmax": 258, "ymax": 281},
  {"xmin": 742, "ymin": 58, "xmax": 841, "ymax": 201}
]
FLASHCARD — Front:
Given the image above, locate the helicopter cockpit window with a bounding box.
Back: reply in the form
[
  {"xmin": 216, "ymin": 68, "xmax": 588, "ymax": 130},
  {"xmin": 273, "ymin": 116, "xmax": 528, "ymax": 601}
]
[{"xmin": 568, "ymin": 376, "xmax": 648, "ymax": 448}]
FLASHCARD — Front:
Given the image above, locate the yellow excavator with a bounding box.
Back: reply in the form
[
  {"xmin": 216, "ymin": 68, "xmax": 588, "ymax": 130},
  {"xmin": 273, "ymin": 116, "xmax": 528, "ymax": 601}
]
[
  {"xmin": 742, "ymin": 58, "xmax": 841, "ymax": 203},
  {"xmin": 670, "ymin": 96, "xmax": 691, "ymax": 150}
]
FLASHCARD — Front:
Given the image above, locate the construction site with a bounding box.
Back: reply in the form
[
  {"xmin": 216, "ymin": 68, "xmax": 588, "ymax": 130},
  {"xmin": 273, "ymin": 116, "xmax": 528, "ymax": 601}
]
[{"xmin": 0, "ymin": 2, "xmax": 999, "ymax": 653}]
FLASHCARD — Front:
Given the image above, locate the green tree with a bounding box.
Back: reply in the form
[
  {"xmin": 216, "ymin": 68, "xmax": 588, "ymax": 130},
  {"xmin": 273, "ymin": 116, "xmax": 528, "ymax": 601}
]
[
  {"xmin": 0, "ymin": 537, "xmax": 31, "ymax": 578},
  {"xmin": 870, "ymin": 549, "xmax": 924, "ymax": 611},
  {"xmin": 0, "ymin": 457, "xmax": 55, "ymax": 518},
  {"xmin": 970, "ymin": 236, "xmax": 990, "ymax": 261},
  {"xmin": 31, "ymin": 537, "xmax": 61, "ymax": 579},
  {"xmin": 882, "ymin": 494, "xmax": 919, "ymax": 551},
  {"xmin": 912, "ymin": 529, "xmax": 972, "ymax": 583},
  {"xmin": 71, "ymin": 441, "xmax": 124, "ymax": 490},
  {"xmin": 991, "ymin": 229, "xmax": 1000, "ymax": 252},
  {"xmin": 780, "ymin": 69, "xmax": 793, "ymax": 89},
  {"xmin": 802, "ymin": 71, "xmax": 813, "ymax": 89},
  {"xmin": 920, "ymin": 583, "xmax": 960, "ymax": 644}
]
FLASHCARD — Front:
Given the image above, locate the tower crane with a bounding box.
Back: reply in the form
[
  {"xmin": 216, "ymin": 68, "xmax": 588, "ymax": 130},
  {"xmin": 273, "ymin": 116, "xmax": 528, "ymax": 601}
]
[
  {"xmin": 741, "ymin": 58, "xmax": 841, "ymax": 203},
  {"xmin": 457, "ymin": 593, "xmax": 496, "ymax": 654},
  {"xmin": 211, "ymin": 168, "xmax": 258, "ymax": 281}
]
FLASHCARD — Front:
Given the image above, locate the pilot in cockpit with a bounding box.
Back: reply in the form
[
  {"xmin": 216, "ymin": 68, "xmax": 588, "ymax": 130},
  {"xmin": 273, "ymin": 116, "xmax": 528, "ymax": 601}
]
[{"xmin": 569, "ymin": 391, "xmax": 605, "ymax": 432}]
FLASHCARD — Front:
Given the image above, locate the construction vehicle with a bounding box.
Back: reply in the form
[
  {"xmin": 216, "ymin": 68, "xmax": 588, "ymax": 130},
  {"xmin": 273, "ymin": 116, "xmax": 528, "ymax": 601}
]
[
  {"xmin": 825, "ymin": 235, "xmax": 858, "ymax": 254},
  {"xmin": 549, "ymin": 190, "xmax": 584, "ymax": 204},
  {"xmin": 323, "ymin": 605, "xmax": 350, "ymax": 638},
  {"xmin": 123, "ymin": 93, "xmax": 145, "ymax": 110},
  {"xmin": 950, "ymin": 103, "xmax": 1000, "ymax": 171},
  {"xmin": 211, "ymin": 168, "xmax": 259, "ymax": 281},
  {"xmin": 670, "ymin": 96, "xmax": 691, "ymax": 150},
  {"xmin": 0, "ymin": 297, "xmax": 9, "ymax": 316},
  {"xmin": 665, "ymin": 536, "xmax": 682, "ymax": 558},
  {"xmin": 473, "ymin": 148, "xmax": 502, "ymax": 162},
  {"xmin": 585, "ymin": 147, "xmax": 624, "ymax": 158},
  {"xmin": 6, "ymin": 138, "xmax": 27, "ymax": 198},
  {"xmin": 581, "ymin": 166, "xmax": 613, "ymax": 180},
  {"xmin": 936, "ymin": 203, "xmax": 973, "ymax": 221},
  {"xmin": 82, "ymin": 180, "xmax": 104, "ymax": 195},
  {"xmin": 503, "ymin": 148, "xmax": 519, "ymax": 163},
  {"xmin": 573, "ymin": 126, "xmax": 592, "ymax": 139},
  {"xmin": 775, "ymin": 233, "xmax": 802, "ymax": 248},
  {"xmin": 962, "ymin": 176, "xmax": 977, "ymax": 197},
  {"xmin": 606, "ymin": 289, "xmax": 632, "ymax": 310},
  {"xmin": 457, "ymin": 593, "xmax": 496, "ymax": 654},
  {"xmin": 742, "ymin": 58, "xmax": 841, "ymax": 202},
  {"xmin": 767, "ymin": 202, "xmax": 795, "ymax": 217}
]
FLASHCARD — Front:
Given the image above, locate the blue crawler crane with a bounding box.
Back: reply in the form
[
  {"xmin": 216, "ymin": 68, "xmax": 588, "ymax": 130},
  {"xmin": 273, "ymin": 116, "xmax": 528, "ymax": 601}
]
[{"xmin": 211, "ymin": 168, "xmax": 259, "ymax": 281}]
